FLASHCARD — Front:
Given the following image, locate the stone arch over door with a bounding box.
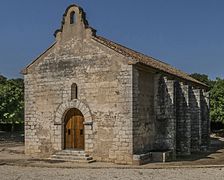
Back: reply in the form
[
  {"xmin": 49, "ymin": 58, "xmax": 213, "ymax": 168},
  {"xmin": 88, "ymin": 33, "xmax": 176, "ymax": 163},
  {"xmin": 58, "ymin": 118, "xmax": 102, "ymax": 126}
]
[{"xmin": 54, "ymin": 99, "xmax": 93, "ymax": 152}]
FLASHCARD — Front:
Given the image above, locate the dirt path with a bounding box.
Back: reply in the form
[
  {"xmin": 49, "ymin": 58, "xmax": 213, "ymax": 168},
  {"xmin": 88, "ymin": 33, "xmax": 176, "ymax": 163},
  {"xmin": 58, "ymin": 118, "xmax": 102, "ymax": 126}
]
[
  {"xmin": 1, "ymin": 131, "xmax": 224, "ymax": 180},
  {"xmin": 1, "ymin": 135, "xmax": 224, "ymax": 168},
  {"xmin": 0, "ymin": 165, "xmax": 224, "ymax": 180}
]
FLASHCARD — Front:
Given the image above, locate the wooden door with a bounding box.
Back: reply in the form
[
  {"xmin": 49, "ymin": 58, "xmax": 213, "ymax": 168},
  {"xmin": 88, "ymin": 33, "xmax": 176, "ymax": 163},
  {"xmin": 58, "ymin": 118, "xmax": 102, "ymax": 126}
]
[{"xmin": 65, "ymin": 109, "xmax": 84, "ymax": 149}]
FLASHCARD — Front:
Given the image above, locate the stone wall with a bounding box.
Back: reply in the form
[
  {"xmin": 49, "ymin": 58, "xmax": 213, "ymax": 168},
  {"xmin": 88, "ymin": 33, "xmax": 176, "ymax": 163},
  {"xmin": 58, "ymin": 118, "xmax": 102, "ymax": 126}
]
[
  {"xmin": 24, "ymin": 6, "xmax": 134, "ymax": 164},
  {"xmin": 154, "ymin": 76, "xmax": 176, "ymax": 154},
  {"xmin": 132, "ymin": 66, "xmax": 155, "ymax": 155},
  {"xmin": 24, "ymin": 36, "xmax": 134, "ymax": 164},
  {"xmin": 189, "ymin": 87, "xmax": 201, "ymax": 152},
  {"xmin": 176, "ymin": 83, "xmax": 191, "ymax": 155},
  {"xmin": 153, "ymin": 76, "xmax": 210, "ymax": 157},
  {"xmin": 201, "ymin": 90, "xmax": 210, "ymax": 151}
]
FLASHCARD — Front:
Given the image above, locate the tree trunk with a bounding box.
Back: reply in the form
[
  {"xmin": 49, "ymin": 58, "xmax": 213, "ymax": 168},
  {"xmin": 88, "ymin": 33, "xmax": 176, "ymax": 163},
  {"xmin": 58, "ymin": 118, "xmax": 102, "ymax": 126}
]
[{"xmin": 11, "ymin": 122, "xmax": 15, "ymax": 133}]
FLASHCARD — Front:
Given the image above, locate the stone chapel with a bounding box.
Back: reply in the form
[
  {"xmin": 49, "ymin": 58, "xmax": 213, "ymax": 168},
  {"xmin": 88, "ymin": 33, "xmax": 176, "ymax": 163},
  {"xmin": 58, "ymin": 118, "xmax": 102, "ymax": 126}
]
[{"xmin": 22, "ymin": 4, "xmax": 210, "ymax": 165}]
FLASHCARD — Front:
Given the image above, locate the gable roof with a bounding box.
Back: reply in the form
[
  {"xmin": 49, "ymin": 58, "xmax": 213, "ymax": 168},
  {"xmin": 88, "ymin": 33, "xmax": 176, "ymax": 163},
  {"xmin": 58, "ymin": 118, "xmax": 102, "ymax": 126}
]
[
  {"xmin": 21, "ymin": 43, "xmax": 56, "ymax": 75},
  {"xmin": 22, "ymin": 4, "xmax": 207, "ymax": 89},
  {"xmin": 93, "ymin": 35, "xmax": 208, "ymax": 88}
]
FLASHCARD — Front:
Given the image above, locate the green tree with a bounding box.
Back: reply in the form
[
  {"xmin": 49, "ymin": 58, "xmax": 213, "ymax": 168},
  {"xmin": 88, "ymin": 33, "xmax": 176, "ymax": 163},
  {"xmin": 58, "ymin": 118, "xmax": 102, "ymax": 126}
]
[
  {"xmin": 210, "ymin": 78, "xmax": 224, "ymax": 124},
  {"xmin": 0, "ymin": 78, "xmax": 24, "ymax": 132},
  {"xmin": 190, "ymin": 73, "xmax": 224, "ymax": 127},
  {"xmin": 190, "ymin": 73, "xmax": 215, "ymax": 90},
  {"xmin": 0, "ymin": 75, "xmax": 7, "ymax": 84}
]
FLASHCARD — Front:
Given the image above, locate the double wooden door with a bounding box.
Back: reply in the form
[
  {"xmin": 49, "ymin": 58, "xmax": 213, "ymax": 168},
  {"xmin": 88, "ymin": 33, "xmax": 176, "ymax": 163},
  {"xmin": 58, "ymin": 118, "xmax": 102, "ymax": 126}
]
[{"xmin": 64, "ymin": 109, "xmax": 84, "ymax": 149}]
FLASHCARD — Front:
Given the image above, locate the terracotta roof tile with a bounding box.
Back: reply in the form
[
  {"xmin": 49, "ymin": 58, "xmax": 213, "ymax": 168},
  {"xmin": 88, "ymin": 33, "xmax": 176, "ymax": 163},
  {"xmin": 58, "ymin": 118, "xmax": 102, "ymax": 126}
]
[{"xmin": 93, "ymin": 35, "xmax": 207, "ymax": 88}]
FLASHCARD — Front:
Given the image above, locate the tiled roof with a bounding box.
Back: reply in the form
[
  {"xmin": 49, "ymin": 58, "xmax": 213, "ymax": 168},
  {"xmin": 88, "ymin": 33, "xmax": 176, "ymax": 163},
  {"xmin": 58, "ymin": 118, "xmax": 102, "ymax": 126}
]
[{"xmin": 93, "ymin": 35, "xmax": 207, "ymax": 88}]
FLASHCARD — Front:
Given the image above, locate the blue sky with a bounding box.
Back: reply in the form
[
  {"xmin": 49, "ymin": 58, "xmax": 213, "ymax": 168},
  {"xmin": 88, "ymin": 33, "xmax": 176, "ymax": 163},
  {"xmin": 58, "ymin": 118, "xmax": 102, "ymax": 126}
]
[{"xmin": 0, "ymin": 0, "xmax": 223, "ymax": 79}]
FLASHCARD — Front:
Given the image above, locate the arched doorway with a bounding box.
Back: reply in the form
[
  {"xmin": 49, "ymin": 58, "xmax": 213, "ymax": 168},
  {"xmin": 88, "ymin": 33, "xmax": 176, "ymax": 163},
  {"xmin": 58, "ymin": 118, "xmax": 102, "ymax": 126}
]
[{"xmin": 64, "ymin": 108, "xmax": 84, "ymax": 150}]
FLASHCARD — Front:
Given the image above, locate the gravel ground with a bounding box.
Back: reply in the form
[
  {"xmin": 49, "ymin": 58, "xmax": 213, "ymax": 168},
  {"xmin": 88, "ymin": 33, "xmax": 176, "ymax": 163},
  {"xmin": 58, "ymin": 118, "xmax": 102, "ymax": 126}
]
[
  {"xmin": 0, "ymin": 165, "xmax": 224, "ymax": 180},
  {"xmin": 1, "ymin": 132, "xmax": 224, "ymax": 180}
]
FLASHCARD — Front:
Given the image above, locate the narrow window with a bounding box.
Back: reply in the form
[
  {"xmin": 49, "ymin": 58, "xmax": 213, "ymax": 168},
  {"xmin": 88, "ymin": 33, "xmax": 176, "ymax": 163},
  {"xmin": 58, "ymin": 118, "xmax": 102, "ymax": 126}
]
[
  {"xmin": 71, "ymin": 83, "xmax": 78, "ymax": 100},
  {"xmin": 70, "ymin": 11, "xmax": 76, "ymax": 24}
]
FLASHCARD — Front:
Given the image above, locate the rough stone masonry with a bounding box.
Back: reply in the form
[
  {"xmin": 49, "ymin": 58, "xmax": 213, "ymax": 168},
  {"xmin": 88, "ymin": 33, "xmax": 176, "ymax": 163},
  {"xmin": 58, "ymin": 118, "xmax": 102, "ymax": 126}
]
[{"xmin": 22, "ymin": 4, "xmax": 210, "ymax": 165}]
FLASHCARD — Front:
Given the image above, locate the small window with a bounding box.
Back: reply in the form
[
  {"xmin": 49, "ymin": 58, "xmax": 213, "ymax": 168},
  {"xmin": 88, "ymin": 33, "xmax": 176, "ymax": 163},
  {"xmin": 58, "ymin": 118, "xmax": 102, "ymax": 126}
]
[
  {"xmin": 71, "ymin": 83, "xmax": 78, "ymax": 100},
  {"xmin": 70, "ymin": 11, "xmax": 76, "ymax": 24}
]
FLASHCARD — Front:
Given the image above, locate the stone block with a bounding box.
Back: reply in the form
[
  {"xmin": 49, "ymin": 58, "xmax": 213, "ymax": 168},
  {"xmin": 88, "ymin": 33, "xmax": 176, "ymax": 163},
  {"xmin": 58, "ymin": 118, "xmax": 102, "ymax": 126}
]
[{"xmin": 151, "ymin": 151, "xmax": 173, "ymax": 162}]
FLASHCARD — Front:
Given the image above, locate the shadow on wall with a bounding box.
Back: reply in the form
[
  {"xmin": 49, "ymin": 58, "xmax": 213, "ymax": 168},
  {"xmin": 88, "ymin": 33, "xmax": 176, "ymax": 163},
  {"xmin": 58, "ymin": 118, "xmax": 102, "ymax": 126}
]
[
  {"xmin": 154, "ymin": 75, "xmax": 209, "ymax": 156},
  {"xmin": 175, "ymin": 81, "xmax": 191, "ymax": 155},
  {"xmin": 154, "ymin": 76, "xmax": 175, "ymax": 151}
]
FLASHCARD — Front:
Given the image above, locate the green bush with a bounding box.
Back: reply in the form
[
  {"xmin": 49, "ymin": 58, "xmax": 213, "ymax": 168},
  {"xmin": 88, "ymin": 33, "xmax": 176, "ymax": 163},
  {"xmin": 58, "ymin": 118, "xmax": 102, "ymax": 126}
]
[{"xmin": 0, "ymin": 75, "xmax": 24, "ymax": 132}]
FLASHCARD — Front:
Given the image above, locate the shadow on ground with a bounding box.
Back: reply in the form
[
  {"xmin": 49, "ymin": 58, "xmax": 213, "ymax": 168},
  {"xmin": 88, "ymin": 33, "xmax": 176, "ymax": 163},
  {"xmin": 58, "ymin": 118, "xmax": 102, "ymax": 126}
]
[
  {"xmin": 175, "ymin": 136, "xmax": 224, "ymax": 163},
  {"xmin": 1, "ymin": 131, "xmax": 224, "ymax": 168},
  {"xmin": 0, "ymin": 131, "xmax": 24, "ymax": 143}
]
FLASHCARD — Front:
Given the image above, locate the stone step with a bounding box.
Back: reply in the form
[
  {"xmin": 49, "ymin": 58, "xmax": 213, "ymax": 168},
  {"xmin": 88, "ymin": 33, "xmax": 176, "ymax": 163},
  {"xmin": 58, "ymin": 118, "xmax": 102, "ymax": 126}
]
[
  {"xmin": 55, "ymin": 150, "xmax": 87, "ymax": 155},
  {"xmin": 51, "ymin": 154, "xmax": 93, "ymax": 161},
  {"xmin": 50, "ymin": 150, "xmax": 95, "ymax": 163},
  {"xmin": 50, "ymin": 158, "xmax": 96, "ymax": 163},
  {"xmin": 55, "ymin": 152, "xmax": 89, "ymax": 157}
]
